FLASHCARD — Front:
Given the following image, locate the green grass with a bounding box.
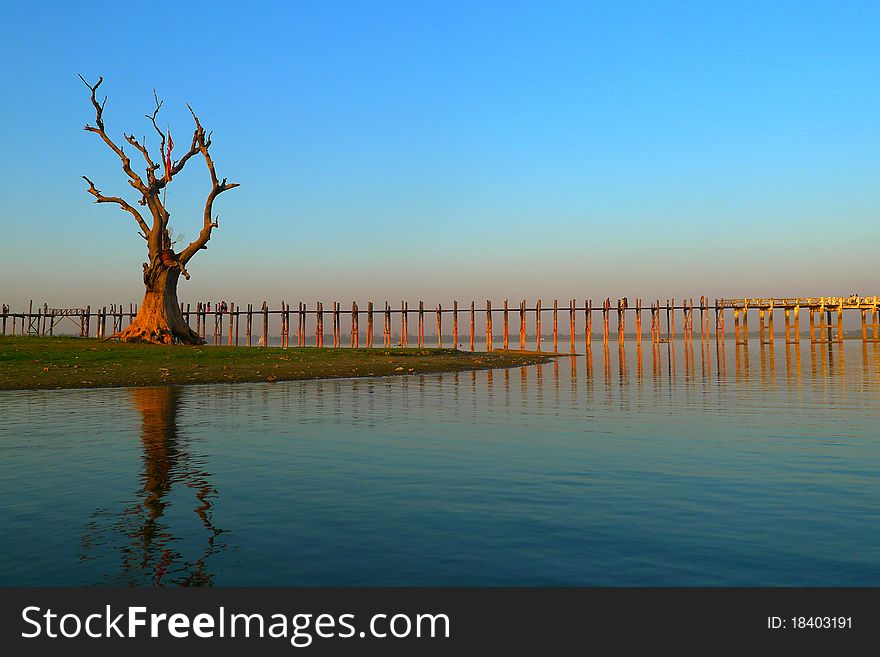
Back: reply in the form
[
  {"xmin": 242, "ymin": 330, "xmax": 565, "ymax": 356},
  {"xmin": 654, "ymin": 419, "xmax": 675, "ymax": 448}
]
[{"xmin": 0, "ymin": 336, "xmax": 556, "ymax": 390}]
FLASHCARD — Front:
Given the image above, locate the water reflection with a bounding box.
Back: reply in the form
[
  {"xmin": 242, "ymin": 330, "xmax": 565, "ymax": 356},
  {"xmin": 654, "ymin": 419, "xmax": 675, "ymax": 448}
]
[
  {"xmin": 4, "ymin": 336, "xmax": 878, "ymax": 586},
  {"xmin": 80, "ymin": 387, "xmax": 225, "ymax": 586}
]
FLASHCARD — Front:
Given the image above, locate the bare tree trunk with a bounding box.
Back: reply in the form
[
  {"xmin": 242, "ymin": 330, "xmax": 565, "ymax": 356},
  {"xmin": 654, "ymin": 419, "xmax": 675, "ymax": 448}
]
[{"xmin": 116, "ymin": 264, "xmax": 201, "ymax": 344}]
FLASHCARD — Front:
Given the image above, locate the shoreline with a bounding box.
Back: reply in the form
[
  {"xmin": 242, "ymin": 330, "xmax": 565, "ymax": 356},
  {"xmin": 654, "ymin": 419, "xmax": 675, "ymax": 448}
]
[{"xmin": 0, "ymin": 337, "xmax": 558, "ymax": 391}]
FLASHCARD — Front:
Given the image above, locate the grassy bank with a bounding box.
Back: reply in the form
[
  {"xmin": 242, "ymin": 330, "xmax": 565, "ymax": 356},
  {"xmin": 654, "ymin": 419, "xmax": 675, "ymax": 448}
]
[{"xmin": 0, "ymin": 337, "xmax": 556, "ymax": 390}]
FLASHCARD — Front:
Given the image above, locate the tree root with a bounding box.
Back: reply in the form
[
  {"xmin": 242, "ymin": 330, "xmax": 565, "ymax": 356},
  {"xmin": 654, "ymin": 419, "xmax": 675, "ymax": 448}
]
[{"xmin": 112, "ymin": 322, "xmax": 204, "ymax": 345}]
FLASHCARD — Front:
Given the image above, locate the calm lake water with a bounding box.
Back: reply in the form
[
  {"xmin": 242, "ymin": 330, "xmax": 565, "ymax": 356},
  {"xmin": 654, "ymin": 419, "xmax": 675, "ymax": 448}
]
[{"xmin": 1, "ymin": 339, "xmax": 879, "ymax": 586}]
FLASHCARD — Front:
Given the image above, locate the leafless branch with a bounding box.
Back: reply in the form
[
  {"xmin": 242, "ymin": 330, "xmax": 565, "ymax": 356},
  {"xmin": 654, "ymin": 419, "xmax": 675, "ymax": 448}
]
[
  {"xmin": 82, "ymin": 175, "xmax": 151, "ymax": 237},
  {"xmin": 78, "ymin": 75, "xmax": 148, "ymax": 195},
  {"xmin": 123, "ymin": 133, "xmax": 160, "ymax": 184},
  {"xmin": 146, "ymin": 89, "xmax": 166, "ymax": 145},
  {"xmin": 178, "ymin": 105, "xmax": 239, "ymax": 264}
]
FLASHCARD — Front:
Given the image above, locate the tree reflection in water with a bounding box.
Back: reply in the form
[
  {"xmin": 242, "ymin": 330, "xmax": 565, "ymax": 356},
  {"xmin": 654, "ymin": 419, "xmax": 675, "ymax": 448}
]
[{"xmin": 80, "ymin": 386, "xmax": 226, "ymax": 586}]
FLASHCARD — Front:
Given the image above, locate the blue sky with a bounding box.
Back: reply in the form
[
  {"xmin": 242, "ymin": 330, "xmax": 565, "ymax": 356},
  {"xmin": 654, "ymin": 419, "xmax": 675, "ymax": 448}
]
[{"xmin": 0, "ymin": 1, "xmax": 877, "ymax": 309}]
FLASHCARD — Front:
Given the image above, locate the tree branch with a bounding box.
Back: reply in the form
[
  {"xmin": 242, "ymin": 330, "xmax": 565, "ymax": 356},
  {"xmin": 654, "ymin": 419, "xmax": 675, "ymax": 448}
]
[
  {"xmin": 146, "ymin": 89, "xmax": 166, "ymax": 147},
  {"xmin": 78, "ymin": 75, "xmax": 148, "ymax": 195},
  {"xmin": 123, "ymin": 133, "xmax": 160, "ymax": 185},
  {"xmin": 177, "ymin": 105, "xmax": 239, "ymax": 264},
  {"xmin": 82, "ymin": 175, "xmax": 151, "ymax": 238}
]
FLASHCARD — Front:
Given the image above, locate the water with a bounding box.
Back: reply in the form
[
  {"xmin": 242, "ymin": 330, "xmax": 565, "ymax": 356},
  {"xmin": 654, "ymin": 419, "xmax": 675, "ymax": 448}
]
[{"xmin": 1, "ymin": 339, "xmax": 879, "ymax": 586}]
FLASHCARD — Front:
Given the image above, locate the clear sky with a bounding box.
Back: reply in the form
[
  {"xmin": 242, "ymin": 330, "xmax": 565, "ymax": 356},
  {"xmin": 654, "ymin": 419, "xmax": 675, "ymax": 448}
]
[{"xmin": 0, "ymin": 1, "xmax": 877, "ymax": 310}]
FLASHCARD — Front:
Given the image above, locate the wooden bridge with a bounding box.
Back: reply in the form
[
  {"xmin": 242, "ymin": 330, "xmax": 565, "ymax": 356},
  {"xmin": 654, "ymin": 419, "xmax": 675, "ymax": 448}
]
[{"xmin": 2, "ymin": 296, "xmax": 879, "ymax": 350}]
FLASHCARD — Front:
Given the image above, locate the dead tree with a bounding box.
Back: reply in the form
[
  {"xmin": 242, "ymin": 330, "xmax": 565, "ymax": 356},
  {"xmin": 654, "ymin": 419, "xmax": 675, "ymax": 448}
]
[{"xmin": 80, "ymin": 76, "xmax": 238, "ymax": 344}]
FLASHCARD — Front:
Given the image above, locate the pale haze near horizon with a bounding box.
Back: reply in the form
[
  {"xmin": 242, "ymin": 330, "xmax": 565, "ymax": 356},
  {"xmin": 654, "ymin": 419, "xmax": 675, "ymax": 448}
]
[{"xmin": 0, "ymin": 1, "xmax": 877, "ymax": 311}]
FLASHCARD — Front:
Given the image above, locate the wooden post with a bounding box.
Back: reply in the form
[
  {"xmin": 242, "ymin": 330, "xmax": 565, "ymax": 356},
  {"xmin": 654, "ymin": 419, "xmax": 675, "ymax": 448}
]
[
  {"xmin": 213, "ymin": 305, "xmax": 219, "ymax": 345},
  {"xmin": 768, "ymin": 303, "xmax": 774, "ymax": 345},
  {"xmin": 84, "ymin": 305, "xmax": 90, "ymax": 337},
  {"xmin": 705, "ymin": 297, "xmax": 711, "ymax": 342},
  {"xmin": 436, "ymin": 304, "xmax": 442, "ymax": 348},
  {"xmin": 453, "ymin": 300, "xmax": 459, "ymax": 349},
  {"xmin": 470, "ymin": 301, "xmax": 475, "ymax": 351},
  {"xmin": 553, "ymin": 299, "xmax": 558, "ymax": 352},
  {"xmin": 687, "ymin": 299, "xmax": 693, "ymax": 341},
  {"xmin": 569, "ymin": 299, "xmax": 576, "ymax": 353},
  {"xmin": 617, "ymin": 298, "xmax": 625, "ymax": 346},
  {"xmin": 713, "ymin": 299, "xmax": 720, "ymax": 342},
  {"xmin": 734, "ymin": 308, "xmax": 741, "ymax": 344},
  {"xmin": 759, "ymin": 308, "xmax": 766, "ymax": 344},
  {"xmin": 742, "ymin": 301, "xmax": 749, "ymax": 343},
  {"xmin": 418, "ymin": 301, "xmax": 425, "ymax": 348},
  {"xmin": 366, "ymin": 301, "xmax": 373, "ymax": 348},
  {"xmin": 784, "ymin": 308, "xmax": 792, "ymax": 344},
  {"xmin": 871, "ymin": 297, "xmax": 880, "ymax": 344},
  {"xmin": 670, "ymin": 298, "xmax": 675, "ymax": 342},
  {"xmin": 699, "ymin": 296, "xmax": 704, "ymax": 341},
  {"xmin": 231, "ymin": 303, "xmax": 238, "ymax": 346},
  {"xmin": 314, "ymin": 303, "xmax": 319, "ymax": 347},
  {"xmin": 635, "ymin": 298, "xmax": 642, "ymax": 344},
  {"xmin": 861, "ymin": 308, "xmax": 867, "ymax": 343},
  {"xmin": 486, "ymin": 300, "xmax": 493, "ymax": 351},
  {"xmin": 1, "ymin": 304, "xmax": 6, "ymax": 336},
  {"xmin": 384, "ymin": 302, "xmax": 391, "ymax": 347},
  {"xmin": 603, "ymin": 298, "xmax": 610, "ymax": 346},
  {"xmin": 402, "ymin": 301, "xmax": 409, "ymax": 347},
  {"xmin": 825, "ymin": 307, "xmax": 833, "ymax": 344},
  {"xmin": 352, "ymin": 301, "xmax": 359, "ymax": 348},
  {"xmin": 837, "ymin": 304, "xmax": 844, "ymax": 343},
  {"xmin": 536, "ymin": 299, "xmax": 542, "ymax": 351},
  {"xmin": 585, "ymin": 300, "xmax": 592, "ymax": 349},
  {"xmin": 292, "ymin": 304, "xmax": 298, "ymax": 346},
  {"xmin": 503, "ymin": 299, "xmax": 509, "ymax": 350},
  {"xmin": 520, "ymin": 300, "xmax": 526, "ymax": 350},
  {"xmin": 101, "ymin": 306, "xmax": 107, "ymax": 339},
  {"xmin": 302, "ymin": 302, "xmax": 308, "ymax": 347}
]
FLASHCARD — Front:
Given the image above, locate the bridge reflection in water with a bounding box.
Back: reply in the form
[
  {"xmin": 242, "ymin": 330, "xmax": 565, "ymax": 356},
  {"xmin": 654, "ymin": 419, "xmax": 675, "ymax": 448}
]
[{"xmin": 61, "ymin": 335, "xmax": 880, "ymax": 587}]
